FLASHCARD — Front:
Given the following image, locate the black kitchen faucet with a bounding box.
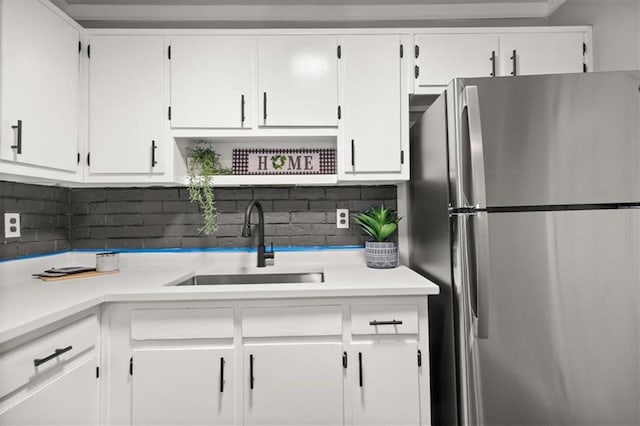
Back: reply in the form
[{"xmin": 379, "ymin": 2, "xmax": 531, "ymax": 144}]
[{"xmin": 241, "ymin": 200, "xmax": 275, "ymax": 267}]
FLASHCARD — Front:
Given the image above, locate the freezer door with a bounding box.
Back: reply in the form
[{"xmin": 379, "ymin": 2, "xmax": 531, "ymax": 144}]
[
  {"xmin": 451, "ymin": 71, "xmax": 640, "ymax": 208},
  {"xmin": 456, "ymin": 208, "xmax": 640, "ymax": 425}
]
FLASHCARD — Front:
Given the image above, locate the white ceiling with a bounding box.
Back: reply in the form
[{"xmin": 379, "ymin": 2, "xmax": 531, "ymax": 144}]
[{"xmin": 54, "ymin": 0, "xmax": 569, "ymax": 27}]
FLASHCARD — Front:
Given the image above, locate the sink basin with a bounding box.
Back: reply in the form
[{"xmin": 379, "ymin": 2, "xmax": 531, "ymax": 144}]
[{"xmin": 174, "ymin": 272, "xmax": 324, "ymax": 286}]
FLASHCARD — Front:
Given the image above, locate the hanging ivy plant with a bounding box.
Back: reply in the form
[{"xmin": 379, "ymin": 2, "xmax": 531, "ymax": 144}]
[{"xmin": 187, "ymin": 143, "xmax": 231, "ymax": 235}]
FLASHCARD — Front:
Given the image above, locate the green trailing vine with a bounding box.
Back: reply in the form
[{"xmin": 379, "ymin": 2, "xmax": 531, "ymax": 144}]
[{"xmin": 187, "ymin": 143, "xmax": 231, "ymax": 235}]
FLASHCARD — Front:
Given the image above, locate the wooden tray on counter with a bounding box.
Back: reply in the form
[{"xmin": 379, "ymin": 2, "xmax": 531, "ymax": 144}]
[{"xmin": 38, "ymin": 270, "xmax": 119, "ymax": 282}]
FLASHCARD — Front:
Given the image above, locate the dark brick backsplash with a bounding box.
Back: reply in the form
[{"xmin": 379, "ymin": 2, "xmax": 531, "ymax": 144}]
[
  {"xmin": 1, "ymin": 181, "xmax": 396, "ymax": 260},
  {"xmin": 1, "ymin": 181, "xmax": 70, "ymax": 260}
]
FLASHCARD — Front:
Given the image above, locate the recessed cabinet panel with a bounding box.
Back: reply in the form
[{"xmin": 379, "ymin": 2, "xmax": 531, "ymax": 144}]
[
  {"xmin": 351, "ymin": 341, "xmax": 421, "ymax": 425},
  {"xmin": 415, "ymin": 34, "xmax": 499, "ymax": 86},
  {"xmin": 0, "ymin": 359, "xmax": 99, "ymax": 426},
  {"xmin": 244, "ymin": 343, "xmax": 343, "ymax": 425},
  {"xmin": 0, "ymin": 0, "xmax": 79, "ymax": 172},
  {"xmin": 88, "ymin": 35, "xmax": 165, "ymax": 174},
  {"xmin": 170, "ymin": 36, "xmax": 253, "ymax": 129},
  {"xmin": 258, "ymin": 36, "xmax": 338, "ymax": 127},
  {"xmin": 132, "ymin": 347, "xmax": 234, "ymax": 425},
  {"xmin": 340, "ymin": 35, "xmax": 402, "ymax": 174},
  {"xmin": 500, "ymin": 32, "xmax": 585, "ymax": 76}
]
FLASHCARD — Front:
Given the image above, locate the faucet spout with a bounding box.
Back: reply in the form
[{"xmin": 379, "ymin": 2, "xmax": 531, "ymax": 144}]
[{"xmin": 242, "ymin": 201, "xmax": 273, "ymax": 267}]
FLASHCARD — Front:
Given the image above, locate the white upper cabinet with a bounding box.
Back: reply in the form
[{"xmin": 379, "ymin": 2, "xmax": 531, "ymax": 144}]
[
  {"xmin": 88, "ymin": 35, "xmax": 166, "ymax": 175},
  {"xmin": 170, "ymin": 36, "xmax": 254, "ymax": 129},
  {"xmin": 258, "ymin": 36, "xmax": 338, "ymax": 127},
  {"xmin": 499, "ymin": 32, "xmax": 585, "ymax": 76},
  {"xmin": 339, "ymin": 35, "xmax": 405, "ymax": 177},
  {"xmin": 0, "ymin": 0, "xmax": 80, "ymax": 172},
  {"xmin": 415, "ymin": 34, "xmax": 499, "ymax": 87},
  {"xmin": 413, "ymin": 28, "xmax": 589, "ymax": 94}
]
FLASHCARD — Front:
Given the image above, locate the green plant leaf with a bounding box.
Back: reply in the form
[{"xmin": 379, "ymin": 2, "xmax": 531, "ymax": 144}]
[{"xmin": 353, "ymin": 204, "xmax": 401, "ymax": 242}]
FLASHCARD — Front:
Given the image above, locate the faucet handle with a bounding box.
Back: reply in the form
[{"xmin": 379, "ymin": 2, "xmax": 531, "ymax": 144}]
[{"xmin": 265, "ymin": 242, "xmax": 275, "ymax": 260}]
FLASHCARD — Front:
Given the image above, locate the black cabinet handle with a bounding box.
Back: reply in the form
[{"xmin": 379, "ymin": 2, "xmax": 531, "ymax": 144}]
[
  {"xmin": 220, "ymin": 357, "xmax": 225, "ymax": 393},
  {"xmin": 10, "ymin": 120, "xmax": 22, "ymax": 154},
  {"xmin": 358, "ymin": 352, "xmax": 363, "ymax": 387},
  {"xmin": 342, "ymin": 351, "xmax": 348, "ymax": 368},
  {"xmin": 351, "ymin": 139, "xmax": 355, "ymax": 168},
  {"xmin": 241, "ymin": 94, "xmax": 246, "ymax": 124},
  {"xmin": 249, "ymin": 354, "xmax": 255, "ymax": 389},
  {"xmin": 34, "ymin": 345, "xmax": 72, "ymax": 367},
  {"xmin": 490, "ymin": 51, "xmax": 496, "ymax": 77},
  {"xmin": 414, "ymin": 65, "xmax": 420, "ymax": 79},
  {"xmin": 263, "ymin": 92, "xmax": 267, "ymax": 121},
  {"xmin": 151, "ymin": 140, "xmax": 157, "ymax": 167},
  {"xmin": 414, "ymin": 45, "xmax": 420, "ymax": 58},
  {"xmin": 510, "ymin": 49, "xmax": 517, "ymax": 76},
  {"xmin": 369, "ymin": 319, "xmax": 403, "ymax": 326}
]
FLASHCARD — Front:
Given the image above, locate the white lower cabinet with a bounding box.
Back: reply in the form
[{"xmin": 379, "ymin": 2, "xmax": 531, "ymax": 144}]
[
  {"xmin": 104, "ymin": 298, "xmax": 431, "ymax": 425},
  {"xmin": 0, "ymin": 359, "xmax": 99, "ymax": 426},
  {"xmin": 350, "ymin": 341, "xmax": 421, "ymax": 426},
  {"xmin": 0, "ymin": 313, "xmax": 101, "ymax": 426},
  {"xmin": 131, "ymin": 347, "xmax": 234, "ymax": 425},
  {"xmin": 243, "ymin": 343, "xmax": 344, "ymax": 425}
]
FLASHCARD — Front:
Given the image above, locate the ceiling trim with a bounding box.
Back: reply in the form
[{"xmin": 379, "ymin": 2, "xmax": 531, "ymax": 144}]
[{"xmin": 67, "ymin": 1, "xmax": 567, "ymax": 22}]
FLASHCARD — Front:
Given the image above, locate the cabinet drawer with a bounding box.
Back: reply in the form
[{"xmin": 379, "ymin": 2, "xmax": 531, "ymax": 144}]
[
  {"xmin": 351, "ymin": 304, "xmax": 418, "ymax": 335},
  {"xmin": 131, "ymin": 308, "xmax": 234, "ymax": 340},
  {"xmin": 242, "ymin": 306, "xmax": 342, "ymax": 337},
  {"xmin": 0, "ymin": 315, "xmax": 99, "ymax": 398}
]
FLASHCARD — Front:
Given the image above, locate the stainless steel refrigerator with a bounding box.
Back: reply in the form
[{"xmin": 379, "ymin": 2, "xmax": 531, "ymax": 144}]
[{"xmin": 407, "ymin": 71, "xmax": 640, "ymax": 426}]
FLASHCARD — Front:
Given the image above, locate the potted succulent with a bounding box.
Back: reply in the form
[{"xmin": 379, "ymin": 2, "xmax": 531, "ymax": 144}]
[
  {"xmin": 354, "ymin": 204, "xmax": 402, "ymax": 269},
  {"xmin": 187, "ymin": 143, "xmax": 231, "ymax": 235}
]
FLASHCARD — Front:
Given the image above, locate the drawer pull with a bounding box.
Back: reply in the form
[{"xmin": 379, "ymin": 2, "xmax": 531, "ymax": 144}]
[
  {"xmin": 369, "ymin": 320, "xmax": 403, "ymax": 326},
  {"xmin": 34, "ymin": 345, "xmax": 72, "ymax": 367}
]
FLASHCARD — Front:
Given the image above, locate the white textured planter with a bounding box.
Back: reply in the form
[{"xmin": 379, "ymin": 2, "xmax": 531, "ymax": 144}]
[{"xmin": 364, "ymin": 241, "xmax": 399, "ymax": 269}]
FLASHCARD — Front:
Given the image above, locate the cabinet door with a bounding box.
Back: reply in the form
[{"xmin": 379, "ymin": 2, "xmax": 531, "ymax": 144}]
[
  {"xmin": 0, "ymin": 359, "xmax": 99, "ymax": 425},
  {"xmin": 88, "ymin": 35, "xmax": 165, "ymax": 174},
  {"xmin": 244, "ymin": 343, "xmax": 343, "ymax": 425},
  {"xmin": 0, "ymin": 0, "xmax": 79, "ymax": 172},
  {"xmin": 170, "ymin": 36, "xmax": 253, "ymax": 129},
  {"xmin": 499, "ymin": 32, "xmax": 585, "ymax": 76},
  {"xmin": 415, "ymin": 34, "xmax": 499, "ymax": 87},
  {"xmin": 258, "ymin": 36, "xmax": 338, "ymax": 127},
  {"xmin": 340, "ymin": 35, "xmax": 402, "ymax": 175},
  {"xmin": 351, "ymin": 341, "xmax": 421, "ymax": 426},
  {"xmin": 132, "ymin": 347, "xmax": 234, "ymax": 425}
]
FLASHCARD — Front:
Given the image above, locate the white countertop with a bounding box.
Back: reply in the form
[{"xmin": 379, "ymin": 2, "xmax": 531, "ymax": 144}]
[{"xmin": 0, "ymin": 249, "xmax": 439, "ymax": 344}]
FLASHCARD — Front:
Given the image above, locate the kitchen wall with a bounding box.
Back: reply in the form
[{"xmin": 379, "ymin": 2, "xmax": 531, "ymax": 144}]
[
  {"xmin": 549, "ymin": 0, "xmax": 640, "ymax": 71},
  {"xmin": 0, "ymin": 181, "xmax": 70, "ymax": 259},
  {"xmin": 1, "ymin": 181, "xmax": 396, "ymax": 260}
]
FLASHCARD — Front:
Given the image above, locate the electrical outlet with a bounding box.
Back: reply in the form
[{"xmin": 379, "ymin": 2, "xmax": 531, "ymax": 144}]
[
  {"xmin": 336, "ymin": 209, "xmax": 349, "ymax": 229},
  {"xmin": 4, "ymin": 213, "xmax": 21, "ymax": 238}
]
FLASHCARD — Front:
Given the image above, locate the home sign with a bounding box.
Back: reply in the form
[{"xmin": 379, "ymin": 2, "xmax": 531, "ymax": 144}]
[{"xmin": 232, "ymin": 148, "xmax": 336, "ymax": 175}]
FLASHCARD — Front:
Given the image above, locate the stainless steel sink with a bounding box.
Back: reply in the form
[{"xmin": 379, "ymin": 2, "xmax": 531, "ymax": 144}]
[{"xmin": 174, "ymin": 272, "xmax": 324, "ymax": 286}]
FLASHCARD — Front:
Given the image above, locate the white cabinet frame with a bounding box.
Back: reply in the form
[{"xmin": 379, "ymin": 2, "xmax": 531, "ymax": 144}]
[{"xmin": 102, "ymin": 296, "xmax": 433, "ymax": 426}]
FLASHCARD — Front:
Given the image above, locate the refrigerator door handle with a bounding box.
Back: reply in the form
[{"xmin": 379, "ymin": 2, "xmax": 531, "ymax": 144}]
[
  {"xmin": 463, "ymin": 86, "xmax": 488, "ymax": 210},
  {"xmin": 470, "ymin": 211, "xmax": 490, "ymax": 339}
]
